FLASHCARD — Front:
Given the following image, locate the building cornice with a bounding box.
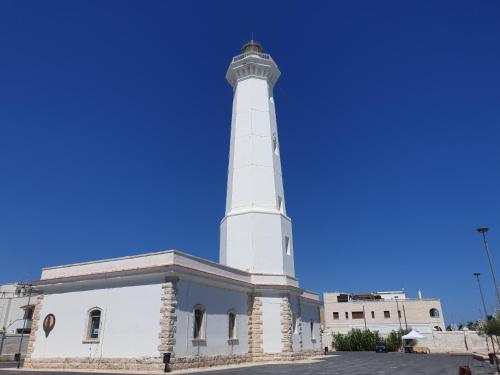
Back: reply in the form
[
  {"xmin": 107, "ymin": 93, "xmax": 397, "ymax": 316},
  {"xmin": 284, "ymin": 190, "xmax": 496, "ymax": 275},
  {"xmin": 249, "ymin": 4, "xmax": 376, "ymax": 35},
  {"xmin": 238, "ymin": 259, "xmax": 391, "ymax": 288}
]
[
  {"xmin": 33, "ymin": 250, "xmax": 319, "ymax": 303},
  {"xmin": 221, "ymin": 208, "xmax": 292, "ymax": 224}
]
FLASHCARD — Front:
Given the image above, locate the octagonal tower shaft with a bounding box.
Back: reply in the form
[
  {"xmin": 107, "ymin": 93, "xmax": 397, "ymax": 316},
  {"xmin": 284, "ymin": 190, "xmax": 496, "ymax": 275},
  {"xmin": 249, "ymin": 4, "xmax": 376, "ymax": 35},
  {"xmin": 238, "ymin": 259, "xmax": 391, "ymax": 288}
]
[{"xmin": 220, "ymin": 44, "xmax": 295, "ymax": 277}]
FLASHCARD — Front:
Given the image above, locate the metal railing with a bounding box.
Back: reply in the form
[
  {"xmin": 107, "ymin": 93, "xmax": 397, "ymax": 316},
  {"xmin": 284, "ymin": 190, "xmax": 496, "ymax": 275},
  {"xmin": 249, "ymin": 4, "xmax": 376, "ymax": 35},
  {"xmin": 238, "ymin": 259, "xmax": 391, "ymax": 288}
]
[
  {"xmin": 344, "ymin": 297, "xmax": 440, "ymax": 303},
  {"xmin": 232, "ymin": 51, "xmax": 271, "ymax": 63}
]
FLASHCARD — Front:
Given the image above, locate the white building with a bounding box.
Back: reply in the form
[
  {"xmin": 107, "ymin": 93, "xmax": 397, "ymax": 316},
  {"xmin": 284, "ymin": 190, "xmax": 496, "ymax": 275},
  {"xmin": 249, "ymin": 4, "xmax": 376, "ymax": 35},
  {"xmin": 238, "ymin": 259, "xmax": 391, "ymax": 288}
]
[
  {"xmin": 0, "ymin": 283, "xmax": 35, "ymax": 360},
  {"xmin": 23, "ymin": 41, "xmax": 321, "ymax": 371},
  {"xmin": 323, "ymin": 290, "xmax": 445, "ymax": 338}
]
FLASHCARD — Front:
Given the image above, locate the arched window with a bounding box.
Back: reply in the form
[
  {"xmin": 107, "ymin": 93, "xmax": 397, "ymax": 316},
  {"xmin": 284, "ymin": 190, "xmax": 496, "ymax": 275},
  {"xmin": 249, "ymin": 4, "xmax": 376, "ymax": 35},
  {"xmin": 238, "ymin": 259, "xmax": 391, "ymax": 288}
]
[
  {"xmin": 429, "ymin": 308, "xmax": 440, "ymax": 318},
  {"xmin": 434, "ymin": 326, "xmax": 442, "ymax": 331},
  {"xmin": 193, "ymin": 305, "xmax": 206, "ymax": 340},
  {"xmin": 87, "ymin": 308, "xmax": 102, "ymax": 340},
  {"xmin": 228, "ymin": 311, "xmax": 236, "ymax": 339}
]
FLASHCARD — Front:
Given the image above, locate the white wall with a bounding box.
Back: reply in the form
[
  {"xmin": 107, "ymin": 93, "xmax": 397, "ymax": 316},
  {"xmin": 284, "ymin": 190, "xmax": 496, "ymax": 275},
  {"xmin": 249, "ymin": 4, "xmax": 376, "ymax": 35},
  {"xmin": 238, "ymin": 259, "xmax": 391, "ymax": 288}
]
[
  {"xmin": 301, "ymin": 302, "xmax": 321, "ymax": 351},
  {"xmin": 328, "ymin": 323, "xmax": 440, "ymax": 336},
  {"xmin": 421, "ymin": 331, "xmax": 490, "ymax": 354},
  {"xmin": 222, "ymin": 213, "xmax": 294, "ymax": 276},
  {"xmin": 261, "ymin": 296, "xmax": 282, "ymax": 353},
  {"xmin": 31, "ymin": 282, "xmax": 162, "ymax": 359},
  {"xmin": 174, "ymin": 280, "xmax": 248, "ymax": 357}
]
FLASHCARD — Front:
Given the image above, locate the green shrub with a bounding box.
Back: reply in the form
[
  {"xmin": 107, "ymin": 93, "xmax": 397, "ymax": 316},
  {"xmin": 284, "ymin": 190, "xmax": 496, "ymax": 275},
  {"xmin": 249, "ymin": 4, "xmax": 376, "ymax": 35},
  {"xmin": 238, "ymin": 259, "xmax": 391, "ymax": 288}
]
[
  {"xmin": 385, "ymin": 329, "xmax": 411, "ymax": 352},
  {"xmin": 332, "ymin": 329, "xmax": 382, "ymax": 351},
  {"xmin": 479, "ymin": 313, "xmax": 500, "ymax": 337},
  {"xmin": 332, "ymin": 328, "xmax": 411, "ymax": 352}
]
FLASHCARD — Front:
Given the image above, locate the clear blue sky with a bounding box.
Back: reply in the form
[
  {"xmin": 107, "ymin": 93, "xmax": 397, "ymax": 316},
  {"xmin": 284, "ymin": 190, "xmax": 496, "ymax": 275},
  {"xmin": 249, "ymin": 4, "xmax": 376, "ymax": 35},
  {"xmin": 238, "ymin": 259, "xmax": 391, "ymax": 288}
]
[{"xmin": 1, "ymin": 1, "xmax": 499, "ymax": 324}]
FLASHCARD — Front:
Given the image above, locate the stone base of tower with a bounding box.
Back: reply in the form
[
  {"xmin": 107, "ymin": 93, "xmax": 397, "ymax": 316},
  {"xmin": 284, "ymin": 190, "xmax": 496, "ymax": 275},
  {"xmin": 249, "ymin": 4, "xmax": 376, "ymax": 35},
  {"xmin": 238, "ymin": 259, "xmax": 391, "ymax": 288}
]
[{"xmin": 25, "ymin": 350, "xmax": 324, "ymax": 372}]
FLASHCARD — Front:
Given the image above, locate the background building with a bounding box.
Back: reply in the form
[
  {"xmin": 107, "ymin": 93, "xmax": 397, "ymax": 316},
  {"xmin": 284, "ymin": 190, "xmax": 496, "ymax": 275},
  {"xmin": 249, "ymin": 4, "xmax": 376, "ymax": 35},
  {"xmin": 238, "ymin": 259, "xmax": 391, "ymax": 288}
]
[
  {"xmin": 0, "ymin": 283, "xmax": 35, "ymax": 361},
  {"xmin": 323, "ymin": 290, "xmax": 445, "ymax": 336}
]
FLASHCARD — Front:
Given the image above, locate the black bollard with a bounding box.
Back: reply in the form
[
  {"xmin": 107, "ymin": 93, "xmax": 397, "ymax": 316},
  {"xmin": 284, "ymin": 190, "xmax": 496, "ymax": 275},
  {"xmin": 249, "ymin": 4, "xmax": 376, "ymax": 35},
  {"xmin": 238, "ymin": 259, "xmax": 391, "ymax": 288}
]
[{"xmin": 163, "ymin": 353, "xmax": 171, "ymax": 373}]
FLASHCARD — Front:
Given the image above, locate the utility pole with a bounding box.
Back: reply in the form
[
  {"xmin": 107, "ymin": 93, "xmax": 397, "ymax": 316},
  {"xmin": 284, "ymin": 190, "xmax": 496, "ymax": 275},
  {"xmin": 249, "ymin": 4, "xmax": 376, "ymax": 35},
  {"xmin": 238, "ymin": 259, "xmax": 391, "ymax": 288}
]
[
  {"xmin": 362, "ymin": 305, "xmax": 367, "ymax": 331},
  {"xmin": 477, "ymin": 228, "xmax": 500, "ymax": 307},
  {"xmin": 395, "ymin": 297, "xmax": 403, "ymax": 351},
  {"xmin": 16, "ymin": 283, "xmax": 32, "ymax": 369}
]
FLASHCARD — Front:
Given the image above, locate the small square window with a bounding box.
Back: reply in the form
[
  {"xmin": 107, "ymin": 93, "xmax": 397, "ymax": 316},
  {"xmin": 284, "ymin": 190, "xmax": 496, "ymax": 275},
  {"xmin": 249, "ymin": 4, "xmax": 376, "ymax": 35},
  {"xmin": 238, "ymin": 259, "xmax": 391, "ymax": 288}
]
[
  {"xmin": 333, "ymin": 312, "xmax": 339, "ymax": 320},
  {"xmin": 345, "ymin": 312, "xmax": 349, "ymax": 319},
  {"xmin": 384, "ymin": 311, "xmax": 390, "ymax": 319}
]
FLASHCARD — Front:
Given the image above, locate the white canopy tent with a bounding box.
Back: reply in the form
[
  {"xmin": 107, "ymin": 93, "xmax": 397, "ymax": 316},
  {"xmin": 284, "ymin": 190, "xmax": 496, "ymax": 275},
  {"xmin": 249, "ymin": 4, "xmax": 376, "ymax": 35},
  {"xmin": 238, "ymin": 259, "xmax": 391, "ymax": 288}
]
[{"xmin": 402, "ymin": 329, "xmax": 425, "ymax": 340}]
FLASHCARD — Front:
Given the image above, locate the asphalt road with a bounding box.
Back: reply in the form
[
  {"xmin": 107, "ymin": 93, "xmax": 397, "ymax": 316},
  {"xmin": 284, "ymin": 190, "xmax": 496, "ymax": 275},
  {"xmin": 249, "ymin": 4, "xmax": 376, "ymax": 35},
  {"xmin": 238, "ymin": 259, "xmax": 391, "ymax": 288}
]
[{"xmin": 0, "ymin": 352, "xmax": 496, "ymax": 375}]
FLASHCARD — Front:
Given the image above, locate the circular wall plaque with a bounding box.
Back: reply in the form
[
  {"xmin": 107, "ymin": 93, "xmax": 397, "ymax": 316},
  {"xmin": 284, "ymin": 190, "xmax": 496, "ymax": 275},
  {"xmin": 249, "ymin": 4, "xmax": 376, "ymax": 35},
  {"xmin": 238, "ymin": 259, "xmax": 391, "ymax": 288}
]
[{"xmin": 43, "ymin": 314, "xmax": 56, "ymax": 337}]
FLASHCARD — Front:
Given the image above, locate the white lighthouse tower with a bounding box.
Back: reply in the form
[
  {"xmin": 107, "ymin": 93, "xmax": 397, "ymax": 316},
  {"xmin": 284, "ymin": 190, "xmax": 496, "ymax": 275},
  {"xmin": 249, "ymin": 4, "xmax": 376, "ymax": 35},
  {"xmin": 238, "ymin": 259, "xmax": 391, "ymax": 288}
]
[{"xmin": 220, "ymin": 41, "xmax": 295, "ymax": 277}]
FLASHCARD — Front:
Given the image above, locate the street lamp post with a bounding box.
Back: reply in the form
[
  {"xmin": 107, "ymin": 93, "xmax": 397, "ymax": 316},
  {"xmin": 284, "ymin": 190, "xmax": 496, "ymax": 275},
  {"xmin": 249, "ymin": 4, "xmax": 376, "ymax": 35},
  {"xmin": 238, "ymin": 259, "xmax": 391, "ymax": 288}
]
[
  {"xmin": 474, "ymin": 272, "xmax": 500, "ymax": 373},
  {"xmin": 477, "ymin": 227, "xmax": 500, "ymax": 307},
  {"xmin": 475, "ymin": 272, "xmax": 489, "ymax": 318}
]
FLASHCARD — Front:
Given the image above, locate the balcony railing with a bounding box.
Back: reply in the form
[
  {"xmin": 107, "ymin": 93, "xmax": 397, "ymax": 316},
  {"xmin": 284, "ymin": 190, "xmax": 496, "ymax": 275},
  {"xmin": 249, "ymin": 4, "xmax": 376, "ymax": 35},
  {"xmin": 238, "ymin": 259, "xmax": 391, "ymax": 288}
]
[
  {"xmin": 340, "ymin": 297, "xmax": 440, "ymax": 303},
  {"xmin": 232, "ymin": 51, "xmax": 271, "ymax": 63}
]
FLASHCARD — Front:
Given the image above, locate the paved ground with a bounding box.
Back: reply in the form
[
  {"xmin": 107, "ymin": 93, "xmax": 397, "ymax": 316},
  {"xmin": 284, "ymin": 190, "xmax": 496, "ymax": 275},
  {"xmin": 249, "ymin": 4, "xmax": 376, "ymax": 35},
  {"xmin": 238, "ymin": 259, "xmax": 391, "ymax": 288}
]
[{"xmin": 0, "ymin": 352, "xmax": 497, "ymax": 375}]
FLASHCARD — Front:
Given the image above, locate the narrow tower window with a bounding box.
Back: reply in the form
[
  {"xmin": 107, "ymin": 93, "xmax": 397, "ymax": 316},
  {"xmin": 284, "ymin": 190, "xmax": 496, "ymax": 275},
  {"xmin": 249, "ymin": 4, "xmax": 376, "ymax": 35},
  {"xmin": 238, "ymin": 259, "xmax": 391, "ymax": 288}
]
[
  {"xmin": 278, "ymin": 196, "xmax": 284, "ymax": 213},
  {"xmin": 284, "ymin": 236, "xmax": 291, "ymax": 255},
  {"xmin": 272, "ymin": 133, "xmax": 279, "ymax": 154}
]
